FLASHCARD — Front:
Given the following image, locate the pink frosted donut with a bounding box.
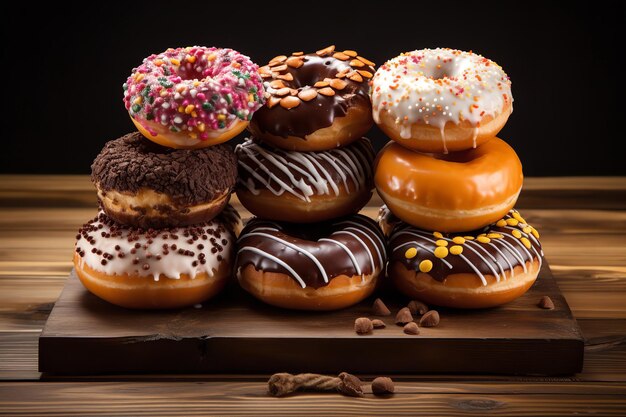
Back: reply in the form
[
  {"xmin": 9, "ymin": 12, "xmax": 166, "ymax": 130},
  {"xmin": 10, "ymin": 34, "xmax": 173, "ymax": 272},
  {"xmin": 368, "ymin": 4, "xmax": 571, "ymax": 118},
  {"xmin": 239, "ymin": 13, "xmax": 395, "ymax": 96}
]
[{"xmin": 123, "ymin": 46, "xmax": 265, "ymax": 149}]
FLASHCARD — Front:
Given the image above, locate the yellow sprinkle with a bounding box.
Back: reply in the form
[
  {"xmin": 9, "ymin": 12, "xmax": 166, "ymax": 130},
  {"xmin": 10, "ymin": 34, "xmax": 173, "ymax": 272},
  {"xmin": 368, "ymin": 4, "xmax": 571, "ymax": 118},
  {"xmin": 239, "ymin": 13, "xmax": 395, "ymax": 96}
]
[
  {"xmin": 248, "ymin": 93, "xmax": 254, "ymax": 102},
  {"xmin": 512, "ymin": 212, "xmax": 526, "ymax": 223},
  {"xmin": 452, "ymin": 236, "xmax": 466, "ymax": 244},
  {"xmin": 506, "ymin": 218, "xmax": 519, "ymax": 226},
  {"xmin": 189, "ymin": 132, "xmax": 197, "ymax": 139},
  {"xmin": 434, "ymin": 246, "xmax": 449, "ymax": 258},
  {"xmin": 159, "ymin": 90, "xmax": 168, "ymax": 97},
  {"xmin": 178, "ymin": 106, "xmax": 184, "ymax": 113},
  {"xmin": 464, "ymin": 236, "xmax": 475, "ymax": 240},
  {"xmin": 487, "ymin": 233, "xmax": 503, "ymax": 239},
  {"xmin": 198, "ymin": 123, "xmax": 206, "ymax": 132},
  {"xmin": 217, "ymin": 114, "xmax": 226, "ymax": 121},
  {"xmin": 523, "ymin": 226, "xmax": 532, "ymax": 234},
  {"xmin": 521, "ymin": 237, "xmax": 532, "ymax": 249},
  {"xmin": 186, "ymin": 55, "xmax": 196, "ymax": 63},
  {"xmin": 176, "ymin": 85, "xmax": 186, "ymax": 93},
  {"xmin": 433, "ymin": 232, "xmax": 443, "ymax": 238},
  {"xmin": 419, "ymin": 259, "xmax": 433, "ymax": 273},
  {"xmin": 477, "ymin": 236, "xmax": 491, "ymax": 244},
  {"xmin": 193, "ymin": 81, "xmax": 200, "ymax": 87},
  {"xmin": 512, "ymin": 229, "xmax": 522, "ymax": 238},
  {"xmin": 154, "ymin": 59, "xmax": 163, "ymax": 66},
  {"xmin": 134, "ymin": 73, "xmax": 144, "ymax": 82},
  {"xmin": 133, "ymin": 96, "xmax": 143, "ymax": 104},
  {"xmin": 496, "ymin": 219, "xmax": 507, "ymax": 227},
  {"xmin": 405, "ymin": 247, "xmax": 417, "ymax": 259},
  {"xmin": 191, "ymin": 111, "xmax": 197, "ymax": 118},
  {"xmin": 185, "ymin": 104, "xmax": 195, "ymax": 114},
  {"xmin": 450, "ymin": 245, "xmax": 463, "ymax": 255},
  {"xmin": 435, "ymin": 239, "xmax": 448, "ymax": 247},
  {"xmin": 170, "ymin": 58, "xmax": 180, "ymax": 66},
  {"xmin": 207, "ymin": 53, "xmax": 216, "ymax": 61},
  {"xmin": 531, "ymin": 228, "xmax": 540, "ymax": 239}
]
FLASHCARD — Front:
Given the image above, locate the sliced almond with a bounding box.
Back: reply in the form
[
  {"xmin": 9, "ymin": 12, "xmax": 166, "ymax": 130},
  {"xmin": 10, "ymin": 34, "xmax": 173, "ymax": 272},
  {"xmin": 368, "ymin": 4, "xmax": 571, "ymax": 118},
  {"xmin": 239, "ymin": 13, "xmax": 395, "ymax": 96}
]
[
  {"xmin": 267, "ymin": 96, "xmax": 281, "ymax": 108},
  {"xmin": 260, "ymin": 73, "xmax": 272, "ymax": 79},
  {"xmin": 271, "ymin": 64, "xmax": 287, "ymax": 72},
  {"xmin": 275, "ymin": 87, "xmax": 291, "ymax": 96},
  {"xmin": 336, "ymin": 68, "xmax": 350, "ymax": 79},
  {"xmin": 333, "ymin": 52, "xmax": 350, "ymax": 61},
  {"xmin": 343, "ymin": 50, "xmax": 358, "ymax": 57},
  {"xmin": 286, "ymin": 56, "xmax": 304, "ymax": 68},
  {"xmin": 330, "ymin": 78, "xmax": 347, "ymax": 90},
  {"xmin": 316, "ymin": 45, "xmax": 335, "ymax": 56},
  {"xmin": 269, "ymin": 55, "xmax": 287, "ymax": 65},
  {"xmin": 277, "ymin": 73, "xmax": 294, "ymax": 81},
  {"xmin": 280, "ymin": 96, "xmax": 301, "ymax": 109},
  {"xmin": 269, "ymin": 80, "xmax": 286, "ymax": 89},
  {"xmin": 357, "ymin": 56, "xmax": 375, "ymax": 66},
  {"xmin": 314, "ymin": 81, "xmax": 329, "ymax": 88},
  {"xmin": 290, "ymin": 88, "xmax": 298, "ymax": 95},
  {"xmin": 318, "ymin": 87, "xmax": 335, "ymax": 96},
  {"xmin": 350, "ymin": 59, "xmax": 365, "ymax": 68},
  {"xmin": 292, "ymin": 51, "xmax": 304, "ymax": 56},
  {"xmin": 348, "ymin": 72, "xmax": 363, "ymax": 82},
  {"xmin": 298, "ymin": 88, "xmax": 318, "ymax": 101},
  {"xmin": 357, "ymin": 70, "xmax": 373, "ymax": 79}
]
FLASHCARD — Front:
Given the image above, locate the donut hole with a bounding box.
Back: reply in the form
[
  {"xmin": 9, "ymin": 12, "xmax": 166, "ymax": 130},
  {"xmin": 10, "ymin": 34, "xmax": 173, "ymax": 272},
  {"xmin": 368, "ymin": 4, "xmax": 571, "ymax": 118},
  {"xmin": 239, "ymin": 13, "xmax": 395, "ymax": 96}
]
[{"xmin": 428, "ymin": 149, "xmax": 475, "ymax": 163}]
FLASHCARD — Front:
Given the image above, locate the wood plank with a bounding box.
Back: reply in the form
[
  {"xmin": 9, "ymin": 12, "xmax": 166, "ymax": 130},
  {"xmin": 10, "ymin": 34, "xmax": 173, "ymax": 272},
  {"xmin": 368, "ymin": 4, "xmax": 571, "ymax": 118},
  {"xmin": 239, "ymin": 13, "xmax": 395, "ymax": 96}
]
[
  {"xmin": 38, "ymin": 262, "xmax": 583, "ymax": 376},
  {"xmin": 1, "ymin": 381, "xmax": 625, "ymax": 416}
]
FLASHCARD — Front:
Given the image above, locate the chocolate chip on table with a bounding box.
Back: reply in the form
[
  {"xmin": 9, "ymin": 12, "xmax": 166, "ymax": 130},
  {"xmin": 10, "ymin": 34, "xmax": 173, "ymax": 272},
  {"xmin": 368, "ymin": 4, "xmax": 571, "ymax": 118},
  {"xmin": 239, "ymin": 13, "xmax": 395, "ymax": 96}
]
[
  {"xmin": 403, "ymin": 322, "xmax": 420, "ymax": 335},
  {"xmin": 338, "ymin": 372, "xmax": 363, "ymax": 397},
  {"xmin": 354, "ymin": 317, "xmax": 373, "ymax": 335},
  {"xmin": 407, "ymin": 300, "xmax": 429, "ymax": 315},
  {"xmin": 538, "ymin": 296, "xmax": 555, "ymax": 309},
  {"xmin": 419, "ymin": 310, "xmax": 440, "ymax": 327},
  {"xmin": 371, "ymin": 319, "xmax": 386, "ymax": 329},
  {"xmin": 372, "ymin": 298, "xmax": 391, "ymax": 316},
  {"xmin": 371, "ymin": 377, "xmax": 395, "ymax": 395},
  {"xmin": 395, "ymin": 307, "xmax": 413, "ymax": 325}
]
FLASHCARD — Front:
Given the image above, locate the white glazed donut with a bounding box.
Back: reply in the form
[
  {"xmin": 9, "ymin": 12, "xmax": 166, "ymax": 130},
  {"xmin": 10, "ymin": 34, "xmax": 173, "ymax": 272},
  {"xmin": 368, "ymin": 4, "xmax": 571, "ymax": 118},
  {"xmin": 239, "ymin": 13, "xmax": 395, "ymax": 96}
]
[{"xmin": 371, "ymin": 48, "xmax": 513, "ymax": 153}]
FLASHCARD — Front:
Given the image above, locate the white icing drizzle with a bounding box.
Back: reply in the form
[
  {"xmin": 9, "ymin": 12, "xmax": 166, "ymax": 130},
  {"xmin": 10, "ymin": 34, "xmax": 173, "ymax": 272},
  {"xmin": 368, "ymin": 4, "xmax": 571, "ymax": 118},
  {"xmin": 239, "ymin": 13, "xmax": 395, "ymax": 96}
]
[
  {"xmin": 371, "ymin": 48, "xmax": 512, "ymax": 144},
  {"xmin": 318, "ymin": 238, "xmax": 363, "ymax": 277},
  {"xmin": 235, "ymin": 137, "xmax": 374, "ymax": 202},
  {"xmin": 75, "ymin": 211, "xmax": 233, "ymax": 281},
  {"xmin": 457, "ymin": 253, "xmax": 487, "ymax": 286},
  {"xmin": 237, "ymin": 247, "xmax": 306, "ymax": 288},
  {"xmin": 463, "ymin": 240, "xmax": 506, "ymax": 281},
  {"xmin": 332, "ymin": 231, "xmax": 375, "ymax": 274},
  {"xmin": 243, "ymin": 232, "xmax": 329, "ymax": 283},
  {"xmin": 491, "ymin": 239, "xmax": 528, "ymax": 273},
  {"xmin": 341, "ymin": 226, "xmax": 385, "ymax": 267}
]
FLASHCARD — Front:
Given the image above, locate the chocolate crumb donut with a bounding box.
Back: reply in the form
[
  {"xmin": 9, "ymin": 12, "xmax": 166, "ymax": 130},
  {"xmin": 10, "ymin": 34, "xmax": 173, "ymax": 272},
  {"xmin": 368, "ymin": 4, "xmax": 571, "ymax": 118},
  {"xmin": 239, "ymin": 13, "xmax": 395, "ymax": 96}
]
[
  {"xmin": 92, "ymin": 132, "xmax": 237, "ymax": 228},
  {"xmin": 249, "ymin": 45, "xmax": 375, "ymax": 151}
]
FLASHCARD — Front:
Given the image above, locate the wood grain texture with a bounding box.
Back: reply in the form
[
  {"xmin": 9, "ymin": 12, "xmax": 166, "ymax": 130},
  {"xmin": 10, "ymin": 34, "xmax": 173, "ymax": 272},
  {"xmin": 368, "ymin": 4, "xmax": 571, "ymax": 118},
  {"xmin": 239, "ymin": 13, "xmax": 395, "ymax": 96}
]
[{"xmin": 0, "ymin": 175, "xmax": 625, "ymax": 415}]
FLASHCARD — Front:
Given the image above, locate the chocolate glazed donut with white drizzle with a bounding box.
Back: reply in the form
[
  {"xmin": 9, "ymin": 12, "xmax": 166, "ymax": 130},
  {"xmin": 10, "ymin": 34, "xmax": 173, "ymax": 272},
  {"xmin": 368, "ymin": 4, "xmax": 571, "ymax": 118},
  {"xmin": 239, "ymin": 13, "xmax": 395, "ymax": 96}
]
[
  {"xmin": 235, "ymin": 137, "xmax": 375, "ymax": 223},
  {"xmin": 387, "ymin": 209, "xmax": 542, "ymax": 309},
  {"xmin": 236, "ymin": 214, "xmax": 386, "ymax": 310}
]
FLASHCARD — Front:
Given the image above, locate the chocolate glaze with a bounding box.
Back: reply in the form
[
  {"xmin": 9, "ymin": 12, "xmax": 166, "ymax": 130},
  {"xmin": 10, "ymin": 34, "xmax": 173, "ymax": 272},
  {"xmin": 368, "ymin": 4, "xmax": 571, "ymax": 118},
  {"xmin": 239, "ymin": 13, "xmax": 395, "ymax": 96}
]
[
  {"xmin": 236, "ymin": 214, "xmax": 386, "ymax": 289},
  {"xmin": 251, "ymin": 52, "xmax": 374, "ymax": 138},
  {"xmin": 235, "ymin": 137, "xmax": 375, "ymax": 201},
  {"xmin": 389, "ymin": 209, "xmax": 543, "ymax": 285},
  {"xmin": 92, "ymin": 132, "xmax": 237, "ymax": 205}
]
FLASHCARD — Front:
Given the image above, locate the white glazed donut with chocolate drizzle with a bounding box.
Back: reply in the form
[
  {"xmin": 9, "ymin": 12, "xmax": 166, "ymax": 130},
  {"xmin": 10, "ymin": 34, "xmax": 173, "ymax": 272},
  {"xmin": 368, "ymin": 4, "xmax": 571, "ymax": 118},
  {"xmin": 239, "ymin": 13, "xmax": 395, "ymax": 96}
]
[
  {"xmin": 73, "ymin": 206, "xmax": 241, "ymax": 309},
  {"xmin": 371, "ymin": 48, "xmax": 513, "ymax": 153},
  {"xmin": 235, "ymin": 137, "xmax": 375, "ymax": 223},
  {"xmin": 236, "ymin": 214, "xmax": 387, "ymax": 310},
  {"xmin": 387, "ymin": 208, "xmax": 542, "ymax": 309}
]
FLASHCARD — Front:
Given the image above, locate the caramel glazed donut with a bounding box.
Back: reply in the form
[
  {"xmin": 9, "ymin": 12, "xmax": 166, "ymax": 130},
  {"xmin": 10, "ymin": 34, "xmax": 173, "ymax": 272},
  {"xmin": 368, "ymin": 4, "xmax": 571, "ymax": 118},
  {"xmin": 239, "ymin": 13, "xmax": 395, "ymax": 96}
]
[
  {"xmin": 73, "ymin": 205, "xmax": 242, "ymax": 309},
  {"xmin": 92, "ymin": 132, "xmax": 237, "ymax": 229},
  {"xmin": 236, "ymin": 215, "xmax": 387, "ymax": 310},
  {"xmin": 124, "ymin": 46, "xmax": 265, "ymax": 149},
  {"xmin": 371, "ymin": 48, "xmax": 513, "ymax": 153},
  {"xmin": 235, "ymin": 137, "xmax": 375, "ymax": 223},
  {"xmin": 248, "ymin": 45, "xmax": 375, "ymax": 151},
  {"xmin": 375, "ymin": 137, "xmax": 522, "ymax": 232},
  {"xmin": 383, "ymin": 207, "xmax": 543, "ymax": 308}
]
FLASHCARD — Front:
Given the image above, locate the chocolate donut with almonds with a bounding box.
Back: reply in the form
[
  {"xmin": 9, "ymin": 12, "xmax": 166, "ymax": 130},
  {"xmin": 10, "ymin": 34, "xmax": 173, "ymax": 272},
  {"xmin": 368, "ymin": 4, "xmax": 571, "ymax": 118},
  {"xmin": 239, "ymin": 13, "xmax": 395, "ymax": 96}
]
[
  {"xmin": 388, "ymin": 209, "xmax": 543, "ymax": 309},
  {"xmin": 249, "ymin": 45, "xmax": 375, "ymax": 151},
  {"xmin": 92, "ymin": 132, "xmax": 237, "ymax": 228}
]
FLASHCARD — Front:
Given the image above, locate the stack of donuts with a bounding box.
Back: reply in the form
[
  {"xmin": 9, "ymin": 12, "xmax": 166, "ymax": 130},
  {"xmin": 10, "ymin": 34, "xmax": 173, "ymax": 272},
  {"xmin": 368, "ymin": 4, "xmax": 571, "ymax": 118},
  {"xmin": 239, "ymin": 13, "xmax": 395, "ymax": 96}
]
[
  {"xmin": 73, "ymin": 46, "xmax": 266, "ymax": 309},
  {"xmin": 372, "ymin": 48, "xmax": 544, "ymax": 308},
  {"xmin": 234, "ymin": 46, "xmax": 387, "ymax": 310}
]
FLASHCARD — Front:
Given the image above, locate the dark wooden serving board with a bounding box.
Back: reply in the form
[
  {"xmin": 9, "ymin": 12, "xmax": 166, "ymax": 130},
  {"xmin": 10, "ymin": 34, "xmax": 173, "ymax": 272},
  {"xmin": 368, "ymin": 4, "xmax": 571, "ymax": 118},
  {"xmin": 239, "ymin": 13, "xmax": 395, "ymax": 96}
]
[{"xmin": 39, "ymin": 261, "xmax": 583, "ymax": 375}]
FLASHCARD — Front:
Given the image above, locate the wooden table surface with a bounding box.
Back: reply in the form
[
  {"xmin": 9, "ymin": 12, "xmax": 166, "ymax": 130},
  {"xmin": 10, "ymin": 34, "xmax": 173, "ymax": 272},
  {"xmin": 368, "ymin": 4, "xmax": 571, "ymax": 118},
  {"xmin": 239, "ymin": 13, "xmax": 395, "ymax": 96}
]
[{"xmin": 0, "ymin": 175, "xmax": 625, "ymax": 416}]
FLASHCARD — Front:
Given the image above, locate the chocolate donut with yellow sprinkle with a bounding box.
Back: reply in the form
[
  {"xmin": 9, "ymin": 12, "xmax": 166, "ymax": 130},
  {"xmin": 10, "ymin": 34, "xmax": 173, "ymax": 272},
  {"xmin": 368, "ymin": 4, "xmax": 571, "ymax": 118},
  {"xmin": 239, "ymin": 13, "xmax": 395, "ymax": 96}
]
[{"xmin": 387, "ymin": 208, "xmax": 543, "ymax": 309}]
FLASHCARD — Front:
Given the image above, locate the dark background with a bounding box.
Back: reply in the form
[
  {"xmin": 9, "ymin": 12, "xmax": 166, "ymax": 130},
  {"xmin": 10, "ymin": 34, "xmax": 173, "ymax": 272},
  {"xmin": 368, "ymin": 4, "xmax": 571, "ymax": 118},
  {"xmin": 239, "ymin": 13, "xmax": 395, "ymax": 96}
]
[{"xmin": 1, "ymin": 1, "xmax": 624, "ymax": 176}]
